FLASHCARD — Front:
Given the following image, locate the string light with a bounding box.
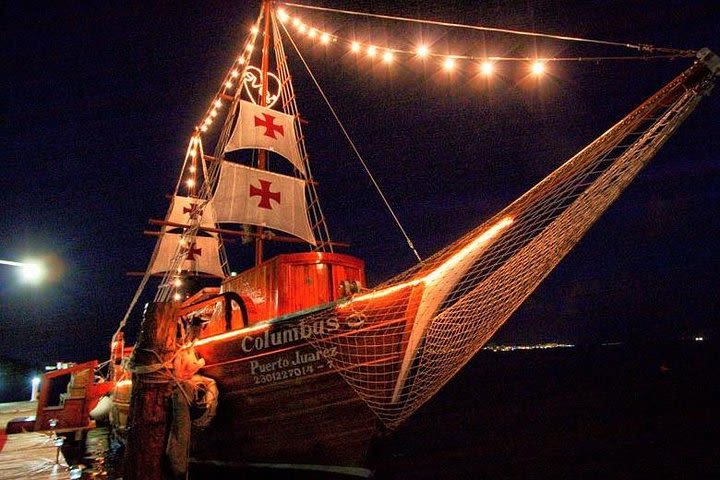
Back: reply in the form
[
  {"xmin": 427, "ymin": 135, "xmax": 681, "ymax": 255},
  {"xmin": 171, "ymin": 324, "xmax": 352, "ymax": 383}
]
[
  {"xmin": 292, "ymin": 18, "xmax": 301, "ymax": 27},
  {"xmin": 250, "ymin": 25, "xmax": 259, "ymax": 35},
  {"xmin": 225, "ymin": 80, "xmax": 233, "ymax": 89},
  {"xmin": 298, "ymin": 23, "xmax": 307, "ymax": 34},
  {"xmin": 443, "ymin": 57, "xmax": 456, "ymax": 71},
  {"xmin": 367, "ymin": 45, "xmax": 377, "ymax": 57},
  {"xmin": 320, "ymin": 32, "xmax": 330, "ymax": 44},
  {"xmin": 278, "ymin": 9, "xmax": 290, "ymax": 22},
  {"xmin": 231, "ymin": 69, "xmax": 240, "ymax": 78},
  {"xmin": 246, "ymin": 44, "xmax": 254, "ymax": 52},
  {"xmin": 416, "ymin": 45, "xmax": 429, "ymax": 58},
  {"xmin": 480, "ymin": 60, "xmax": 495, "ymax": 76},
  {"xmin": 531, "ymin": 61, "xmax": 546, "ymax": 75},
  {"xmin": 173, "ymin": 277, "xmax": 183, "ymax": 288},
  {"xmin": 383, "ymin": 51, "xmax": 394, "ymax": 63},
  {"xmin": 189, "ymin": 165, "xmax": 197, "ymax": 173},
  {"xmin": 308, "ymin": 27, "xmax": 317, "ymax": 38},
  {"xmin": 351, "ymin": 41, "xmax": 360, "ymax": 53},
  {"xmin": 214, "ymin": 99, "xmax": 222, "ymax": 109},
  {"xmin": 173, "ymin": 292, "xmax": 182, "ymax": 302},
  {"xmin": 186, "ymin": 178, "xmax": 196, "ymax": 188}
]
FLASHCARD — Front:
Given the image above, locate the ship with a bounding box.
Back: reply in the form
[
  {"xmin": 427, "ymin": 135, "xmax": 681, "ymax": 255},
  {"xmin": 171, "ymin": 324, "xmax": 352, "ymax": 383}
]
[{"xmin": 101, "ymin": 2, "xmax": 719, "ymax": 478}]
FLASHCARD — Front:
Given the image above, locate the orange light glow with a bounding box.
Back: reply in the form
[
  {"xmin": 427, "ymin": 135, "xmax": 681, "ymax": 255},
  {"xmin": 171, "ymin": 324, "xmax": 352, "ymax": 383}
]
[
  {"xmin": 308, "ymin": 28, "xmax": 317, "ymax": 38},
  {"xmin": 531, "ymin": 61, "xmax": 545, "ymax": 75},
  {"xmin": 416, "ymin": 45, "xmax": 429, "ymax": 58},
  {"xmin": 320, "ymin": 32, "xmax": 330, "ymax": 44},
  {"xmin": 298, "ymin": 24, "xmax": 307, "ymax": 34},
  {"xmin": 195, "ymin": 322, "xmax": 270, "ymax": 347},
  {"xmin": 480, "ymin": 61, "xmax": 494, "ymax": 76},
  {"xmin": 382, "ymin": 51, "xmax": 394, "ymax": 63},
  {"xmin": 351, "ymin": 42, "xmax": 360, "ymax": 53},
  {"xmin": 443, "ymin": 57, "xmax": 456, "ymax": 71},
  {"xmin": 367, "ymin": 45, "xmax": 377, "ymax": 57},
  {"xmin": 214, "ymin": 99, "xmax": 223, "ymax": 108},
  {"xmin": 250, "ymin": 26, "xmax": 259, "ymax": 35}
]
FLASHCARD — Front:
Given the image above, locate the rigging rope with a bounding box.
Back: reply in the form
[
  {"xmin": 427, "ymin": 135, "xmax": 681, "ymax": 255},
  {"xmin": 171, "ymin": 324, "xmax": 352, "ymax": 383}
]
[
  {"xmin": 282, "ymin": 2, "xmax": 696, "ymax": 57},
  {"xmin": 280, "ymin": 19, "xmax": 424, "ymax": 264}
]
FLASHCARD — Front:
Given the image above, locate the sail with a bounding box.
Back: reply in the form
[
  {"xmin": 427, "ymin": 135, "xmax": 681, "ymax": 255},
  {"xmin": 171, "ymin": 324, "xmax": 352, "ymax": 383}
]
[
  {"xmin": 168, "ymin": 195, "xmax": 216, "ymax": 228},
  {"xmin": 211, "ymin": 161, "xmax": 316, "ymax": 245},
  {"xmin": 224, "ymin": 100, "xmax": 306, "ymax": 176},
  {"xmin": 148, "ymin": 233, "xmax": 224, "ymax": 277}
]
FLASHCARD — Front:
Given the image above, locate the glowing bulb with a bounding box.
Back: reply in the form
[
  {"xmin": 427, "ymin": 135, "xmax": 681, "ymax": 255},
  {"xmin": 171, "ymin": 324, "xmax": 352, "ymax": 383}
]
[
  {"xmin": 190, "ymin": 148, "xmax": 197, "ymax": 157},
  {"xmin": 214, "ymin": 99, "xmax": 222, "ymax": 108},
  {"xmin": 189, "ymin": 165, "xmax": 197, "ymax": 173},
  {"xmin": 308, "ymin": 28, "xmax": 317, "ymax": 38},
  {"xmin": 480, "ymin": 61, "xmax": 494, "ymax": 76},
  {"xmin": 298, "ymin": 24, "xmax": 307, "ymax": 34},
  {"xmin": 225, "ymin": 80, "xmax": 233, "ymax": 89},
  {"xmin": 320, "ymin": 32, "xmax": 330, "ymax": 44},
  {"xmin": 231, "ymin": 69, "xmax": 239, "ymax": 78},
  {"xmin": 210, "ymin": 108, "xmax": 218, "ymax": 118},
  {"xmin": 367, "ymin": 45, "xmax": 377, "ymax": 57},
  {"xmin": 443, "ymin": 57, "xmax": 455, "ymax": 71},
  {"xmin": 250, "ymin": 26, "xmax": 259, "ymax": 35},
  {"xmin": 18, "ymin": 261, "xmax": 46, "ymax": 284},
  {"xmin": 416, "ymin": 45, "xmax": 429, "ymax": 57},
  {"xmin": 200, "ymin": 124, "xmax": 208, "ymax": 132},
  {"xmin": 531, "ymin": 61, "xmax": 545, "ymax": 75},
  {"xmin": 173, "ymin": 278, "xmax": 182, "ymax": 287},
  {"xmin": 278, "ymin": 9, "xmax": 289, "ymax": 22},
  {"xmin": 382, "ymin": 51, "xmax": 394, "ymax": 63},
  {"xmin": 292, "ymin": 18, "xmax": 300, "ymax": 27},
  {"xmin": 238, "ymin": 56, "xmax": 246, "ymax": 65},
  {"xmin": 186, "ymin": 178, "xmax": 196, "ymax": 188},
  {"xmin": 173, "ymin": 292, "xmax": 182, "ymax": 301},
  {"xmin": 246, "ymin": 44, "xmax": 254, "ymax": 52},
  {"xmin": 351, "ymin": 42, "xmax": 360, "ymax": 53}
]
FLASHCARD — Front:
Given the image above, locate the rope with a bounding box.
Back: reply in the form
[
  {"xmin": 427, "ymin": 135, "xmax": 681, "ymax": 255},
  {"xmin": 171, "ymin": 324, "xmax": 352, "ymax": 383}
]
[
  {"xmin": 282, "ymin": 2, "xmax": 696, "ymax": 57},
  {"xmin": 280, "ymin": 20, "xmax": 424, "ymax": 264}
]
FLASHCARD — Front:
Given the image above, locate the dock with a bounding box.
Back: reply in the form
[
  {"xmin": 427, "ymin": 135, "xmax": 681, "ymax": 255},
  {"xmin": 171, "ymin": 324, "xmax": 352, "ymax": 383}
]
[{"xmin": 0, "ymin": 430, "xmax": 70, "ymax": 479}]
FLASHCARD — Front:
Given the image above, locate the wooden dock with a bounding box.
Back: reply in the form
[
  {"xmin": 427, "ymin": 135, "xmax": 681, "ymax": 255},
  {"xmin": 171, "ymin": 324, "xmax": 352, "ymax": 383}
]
[{"xmin": 0, "ymin": 431, "xmax": 70, "ymax": 480}]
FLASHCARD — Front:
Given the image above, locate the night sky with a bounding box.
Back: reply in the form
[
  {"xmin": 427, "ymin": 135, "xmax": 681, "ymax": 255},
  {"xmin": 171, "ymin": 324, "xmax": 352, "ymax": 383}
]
[{"xmin": 1, "ymin": 1, "xmax": 718, "ymax": 367}]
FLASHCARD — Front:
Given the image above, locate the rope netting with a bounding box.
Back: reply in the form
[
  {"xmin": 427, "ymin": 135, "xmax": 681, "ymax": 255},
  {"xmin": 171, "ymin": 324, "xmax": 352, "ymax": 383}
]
[{"xmin": 294, "ymin": 58, "xmax": 715, "ymax": 428}]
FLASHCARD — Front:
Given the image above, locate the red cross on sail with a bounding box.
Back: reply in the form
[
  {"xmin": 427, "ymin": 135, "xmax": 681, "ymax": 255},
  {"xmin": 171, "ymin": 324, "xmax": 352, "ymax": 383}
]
[
  {"xmin": 224, "ymin": 100, "xmax": 306, "ymax": 176},
  {"xmin": 249, "ymin": 179, "xmax": 281, "ymax": 209},
  {"xmin": 211, "ymin": 161, "xmax": 316, "ymax": 245}
]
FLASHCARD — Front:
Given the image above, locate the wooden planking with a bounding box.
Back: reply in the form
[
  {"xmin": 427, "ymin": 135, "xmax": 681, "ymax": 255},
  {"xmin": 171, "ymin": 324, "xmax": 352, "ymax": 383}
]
[{"xmin": 0, "ymin": 432, "xmax": 69, "ymax": 479}]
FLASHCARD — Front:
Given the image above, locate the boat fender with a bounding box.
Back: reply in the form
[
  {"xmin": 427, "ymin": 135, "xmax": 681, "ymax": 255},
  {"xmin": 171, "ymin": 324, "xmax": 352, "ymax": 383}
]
[{"xmin": 173, "ymin": 344, "xmax": 205, "ymax": 380}]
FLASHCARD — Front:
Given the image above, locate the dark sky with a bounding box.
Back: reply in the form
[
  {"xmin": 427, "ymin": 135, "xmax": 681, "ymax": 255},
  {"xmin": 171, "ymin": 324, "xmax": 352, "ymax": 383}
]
[{"xmin": 1, "ymin": 1, "xmax": 718, "ymax": 367}]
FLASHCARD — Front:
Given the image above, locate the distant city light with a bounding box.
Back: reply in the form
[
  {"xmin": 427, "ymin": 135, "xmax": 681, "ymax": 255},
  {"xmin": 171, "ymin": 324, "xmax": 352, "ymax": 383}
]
[{"xmin": 694, "ymin": 336, "xmax": 704, "ymax": 342}]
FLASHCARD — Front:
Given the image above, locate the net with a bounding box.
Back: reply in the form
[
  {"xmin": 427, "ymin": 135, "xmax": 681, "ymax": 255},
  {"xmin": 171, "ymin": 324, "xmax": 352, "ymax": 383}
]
[{"xmin": 299, "ymin": 59, "xmax": 715, "ymax": 428}]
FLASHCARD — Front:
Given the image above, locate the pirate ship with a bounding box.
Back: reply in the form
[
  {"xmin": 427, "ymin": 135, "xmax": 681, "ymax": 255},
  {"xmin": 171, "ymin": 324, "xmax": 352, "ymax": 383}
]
[{"xmin": 107, "ymin": 1, "xmax": 719, "ymax": 476}]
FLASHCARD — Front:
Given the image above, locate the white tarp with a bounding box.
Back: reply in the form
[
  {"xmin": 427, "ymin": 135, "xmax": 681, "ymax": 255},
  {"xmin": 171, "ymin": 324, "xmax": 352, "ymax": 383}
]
[
  {"xmin": 224, "ymin": 100, "xmax": 306, "ymax": 176},
  {"xmin": 211, "ymin": 162, "xmax": 316, "ymax": 245}
]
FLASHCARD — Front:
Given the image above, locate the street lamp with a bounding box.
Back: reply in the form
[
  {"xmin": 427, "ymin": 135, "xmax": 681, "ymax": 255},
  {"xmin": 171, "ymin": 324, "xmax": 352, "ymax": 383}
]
[{"xmin": 0, "ymin": 258, "xmax": 47, "ymax": 284}]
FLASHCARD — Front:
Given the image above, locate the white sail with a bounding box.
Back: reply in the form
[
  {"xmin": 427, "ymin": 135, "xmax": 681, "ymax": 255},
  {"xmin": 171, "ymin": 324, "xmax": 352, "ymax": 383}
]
[
  {"xmin": 224, "ymin": 100, "xmax": 306, "ymax": 176},
  {"xmin": 211, "ymin": 161, "xmax": 316, "ymax": 245},
  {"xmin": 168, "ymin": 195, "xmax": 216, "ymax": 228},
  {"xmin": 148, "ymin": 233, "xmax": 224, "ymax": 277}
]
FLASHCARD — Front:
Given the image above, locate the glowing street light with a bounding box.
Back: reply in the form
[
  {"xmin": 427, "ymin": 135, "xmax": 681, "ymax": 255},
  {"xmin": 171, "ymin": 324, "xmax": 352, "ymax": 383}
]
[{"xmin": 0, "ymin": 258, "xmax": 47, "ymax": 284}]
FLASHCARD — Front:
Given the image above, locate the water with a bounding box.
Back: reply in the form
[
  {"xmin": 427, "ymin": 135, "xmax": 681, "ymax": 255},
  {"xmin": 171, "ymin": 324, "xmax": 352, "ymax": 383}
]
[{"xmin": 73, "ymin": 341, "xmax": 719, "ymax": 479}]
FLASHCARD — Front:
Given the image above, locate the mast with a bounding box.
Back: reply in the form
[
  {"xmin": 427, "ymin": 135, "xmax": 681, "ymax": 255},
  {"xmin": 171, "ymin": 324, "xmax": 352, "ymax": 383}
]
[{"xmin": 255, "ymin": 0, "xmax": 273, "ymax": 266}]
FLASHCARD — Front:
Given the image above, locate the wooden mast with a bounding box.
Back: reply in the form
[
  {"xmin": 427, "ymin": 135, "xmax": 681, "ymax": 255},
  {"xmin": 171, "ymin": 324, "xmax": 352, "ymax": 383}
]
[{"xmin": 255, "ymin": 0, "xmax": 273, "ymax": 266}]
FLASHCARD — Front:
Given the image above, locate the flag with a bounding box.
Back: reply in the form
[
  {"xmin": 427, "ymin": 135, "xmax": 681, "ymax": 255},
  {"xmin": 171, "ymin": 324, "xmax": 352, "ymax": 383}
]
[
  {"xmin": 211, "ymin": 162, "xmax": 316, "ymax": 245},
  {"xmin": 148, "ymin": 233, "xmax": 224, "ymax": 277},
  {"xmin": 224, "ymin": 100, "xmax": 306, "ymax": 176},
  {"xmin": 168, "ymin": 196, "xmax": 216, "ymax": 228}
]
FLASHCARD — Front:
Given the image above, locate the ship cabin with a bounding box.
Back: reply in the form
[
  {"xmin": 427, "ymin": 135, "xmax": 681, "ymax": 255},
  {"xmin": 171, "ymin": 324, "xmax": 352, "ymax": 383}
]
[{"xmin": 184, "ymin": 252, "xmax": 365, "ymax": 339}]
